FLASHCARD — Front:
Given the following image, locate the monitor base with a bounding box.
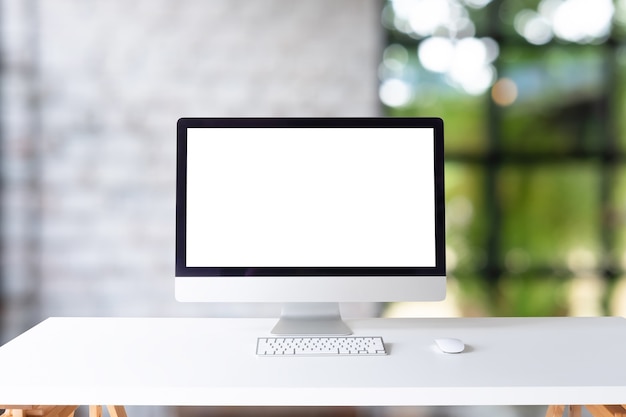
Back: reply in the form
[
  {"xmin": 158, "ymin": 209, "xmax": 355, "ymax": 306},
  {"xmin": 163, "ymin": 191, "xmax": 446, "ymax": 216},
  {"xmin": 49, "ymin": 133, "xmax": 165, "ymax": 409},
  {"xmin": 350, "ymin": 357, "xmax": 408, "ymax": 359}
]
[{"xmin": 271, "ymin": 303, "xmax": 352, "ymax": 335}]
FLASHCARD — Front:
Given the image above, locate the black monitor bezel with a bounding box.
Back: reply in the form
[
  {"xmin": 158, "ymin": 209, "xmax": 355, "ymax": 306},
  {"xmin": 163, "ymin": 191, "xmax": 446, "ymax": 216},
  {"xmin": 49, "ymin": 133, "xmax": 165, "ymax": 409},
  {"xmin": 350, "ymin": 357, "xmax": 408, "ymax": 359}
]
[{"xmin": 176, "ymin": 117, "xmax": 445, "ymax": 277}]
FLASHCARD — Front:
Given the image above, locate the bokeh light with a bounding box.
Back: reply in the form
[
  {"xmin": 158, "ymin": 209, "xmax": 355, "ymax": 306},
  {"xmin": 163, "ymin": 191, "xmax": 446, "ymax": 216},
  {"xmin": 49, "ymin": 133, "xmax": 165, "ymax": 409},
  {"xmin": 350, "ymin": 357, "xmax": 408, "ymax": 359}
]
[
  {"xmin": 418, "ymin": 36, "xmax": 498, "ymax": 95},
  {"xmin": 418, "ymin": 37, "xmax": 455, "ymax": 73},
  {"xmin": 514, "ymin": 10, "xmax": 553, "ymax": 45},
  {"xmin": 553, "ymin": 0, "xmax": 614, "ymax": 43},
  {"xmin": 491, "ymin": 78, "xmax": 518, "ymax": 106},
  {"xmin": 386, "ymin": 0, "xmax": 501, "ymax": 98},
  {"xmin": 379, "ymin": 78, "xmax": 413, "ymax": 107},
  {"xmin": 514, "ymin": 0, "xmax": 615, "ymax": 44}
]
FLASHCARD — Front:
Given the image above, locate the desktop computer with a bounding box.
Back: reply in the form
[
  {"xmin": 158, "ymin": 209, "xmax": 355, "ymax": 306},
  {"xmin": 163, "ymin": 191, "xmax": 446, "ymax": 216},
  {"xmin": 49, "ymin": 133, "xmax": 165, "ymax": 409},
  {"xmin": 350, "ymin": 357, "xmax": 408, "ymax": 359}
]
[{"xmin": 175, "ymin": 117, "xmax": 446, "ymax": 343}]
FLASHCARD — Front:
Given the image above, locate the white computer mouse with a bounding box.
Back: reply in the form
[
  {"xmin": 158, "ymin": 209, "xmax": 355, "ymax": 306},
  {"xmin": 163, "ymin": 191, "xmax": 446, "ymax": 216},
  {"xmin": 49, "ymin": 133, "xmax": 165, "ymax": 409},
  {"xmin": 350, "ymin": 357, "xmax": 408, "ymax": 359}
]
[{"xmin": 434, "ymin": 337, "xmax": 465, "ymax": 354}]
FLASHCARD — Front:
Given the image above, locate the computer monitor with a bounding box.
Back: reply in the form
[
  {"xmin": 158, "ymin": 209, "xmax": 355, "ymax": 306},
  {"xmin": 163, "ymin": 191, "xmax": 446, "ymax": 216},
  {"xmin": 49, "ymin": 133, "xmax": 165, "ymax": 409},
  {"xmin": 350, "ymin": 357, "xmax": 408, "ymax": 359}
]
[{"xmin": 175, "ymin": 117, "xmax": 446, "ymax": 335}]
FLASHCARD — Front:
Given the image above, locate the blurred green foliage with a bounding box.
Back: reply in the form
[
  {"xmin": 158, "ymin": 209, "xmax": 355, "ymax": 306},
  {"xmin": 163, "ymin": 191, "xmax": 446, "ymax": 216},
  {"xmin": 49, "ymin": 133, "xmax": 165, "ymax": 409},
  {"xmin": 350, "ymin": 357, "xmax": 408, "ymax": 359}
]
[
  {"xmin": 381, "ymin": 0, "xmax": 626, "ymax": 317},
  {"xmin": 499, "ymin": 164, "xmax": 601, "ymax": 267}
]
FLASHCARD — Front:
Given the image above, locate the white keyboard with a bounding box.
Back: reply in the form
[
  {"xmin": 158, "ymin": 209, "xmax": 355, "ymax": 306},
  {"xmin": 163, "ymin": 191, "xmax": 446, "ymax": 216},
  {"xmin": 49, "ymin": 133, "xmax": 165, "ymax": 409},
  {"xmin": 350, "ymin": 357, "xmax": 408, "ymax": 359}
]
[{"xmin": 256, "ymin": 336, "xmax": 387, "ymax": 356}]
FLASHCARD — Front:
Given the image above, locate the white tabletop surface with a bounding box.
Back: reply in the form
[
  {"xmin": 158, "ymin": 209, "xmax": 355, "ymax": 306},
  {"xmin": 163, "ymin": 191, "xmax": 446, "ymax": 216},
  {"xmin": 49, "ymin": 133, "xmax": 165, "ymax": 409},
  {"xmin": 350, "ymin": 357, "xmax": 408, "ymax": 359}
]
[{"xmin": 0, "ymin": 316, "xmax": 625, "ymax": 406}]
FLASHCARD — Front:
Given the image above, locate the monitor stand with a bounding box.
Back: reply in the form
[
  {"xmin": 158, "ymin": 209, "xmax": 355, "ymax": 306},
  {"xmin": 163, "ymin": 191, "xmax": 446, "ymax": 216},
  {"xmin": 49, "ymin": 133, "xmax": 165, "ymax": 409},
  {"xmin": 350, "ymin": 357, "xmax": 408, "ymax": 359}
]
[{"xmin": 271, "ymin": 302, "xmax": 353, "ymax": 335}]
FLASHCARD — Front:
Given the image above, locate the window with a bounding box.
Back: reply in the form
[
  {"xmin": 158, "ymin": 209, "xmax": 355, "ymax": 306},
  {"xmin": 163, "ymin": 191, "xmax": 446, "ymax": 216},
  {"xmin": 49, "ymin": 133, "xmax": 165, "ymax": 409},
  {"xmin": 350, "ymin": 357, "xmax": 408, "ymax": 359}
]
[{"xmin": 380, "ymin": 0, "xmax": 626, "ymax": 316}]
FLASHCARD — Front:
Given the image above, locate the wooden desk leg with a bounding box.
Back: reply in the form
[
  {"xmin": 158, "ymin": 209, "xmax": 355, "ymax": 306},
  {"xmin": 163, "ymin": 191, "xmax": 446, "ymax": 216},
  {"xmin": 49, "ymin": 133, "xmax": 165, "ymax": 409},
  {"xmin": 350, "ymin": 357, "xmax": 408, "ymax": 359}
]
[
  {"xmin": 2, "ymin": 405, "xmax": 124, "ymax": 417},
  {"xmin": 0, "ymin": 406, "xmax": 78, "ymax": 417},
  {"xmin": 546, "ymin": 405, "xmax": 626, "ymax": 417},
  {"xmin": 50, "ymin": 406, "xmax": 79, "ymax": 417},
  {"xmin": 585, "ymin": 405, "xmax": 626, "ymax": 417},
  {"xmin": 546, "ymin": 405, "xmax": 566, "ymax": 417},
  {"xmin": 105, "ymin": 406, "xmax": 127, "ymax": 417},
  {"xmin": 2, "ymin": 409, "xmax": 25, "ymax": 417},
  {"xmin": 89, "ymin": 406, "xmax": 102, "ymax": 417},
  {"xmin": 0, "ymin": 406, "xmax": 35, "ymax": 417},
  {"xmin": 89, "ymin": 406, "xmax": 127, "ymax": 417},
  {"xmin": 569, "ymin": 405, "xmax": 582, "ymax": 417}
]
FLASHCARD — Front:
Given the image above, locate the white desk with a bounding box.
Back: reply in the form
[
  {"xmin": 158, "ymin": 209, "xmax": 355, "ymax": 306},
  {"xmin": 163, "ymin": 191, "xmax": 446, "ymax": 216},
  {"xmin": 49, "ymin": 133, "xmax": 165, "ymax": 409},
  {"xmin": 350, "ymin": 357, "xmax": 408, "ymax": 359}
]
[{"xmin": 0, "ymin": 317, "xmax": 625, "ymax": 408}]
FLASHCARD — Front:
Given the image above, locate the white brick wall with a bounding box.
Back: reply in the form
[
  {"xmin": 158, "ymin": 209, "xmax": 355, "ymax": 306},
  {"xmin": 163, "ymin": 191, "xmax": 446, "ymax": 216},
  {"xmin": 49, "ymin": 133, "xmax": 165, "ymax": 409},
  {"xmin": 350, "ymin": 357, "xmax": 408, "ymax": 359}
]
[{"xmin": 2, "ymin": 0, "xmax": 382, "ymax": 340}]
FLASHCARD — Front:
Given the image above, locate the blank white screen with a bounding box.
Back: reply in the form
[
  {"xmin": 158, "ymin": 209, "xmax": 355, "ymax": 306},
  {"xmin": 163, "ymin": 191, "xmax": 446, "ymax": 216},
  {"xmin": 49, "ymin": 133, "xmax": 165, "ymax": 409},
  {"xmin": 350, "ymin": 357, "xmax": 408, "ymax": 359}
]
[{"xmin": 186, "ymin": 127, "xmax": 436, "ymax": 268}]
